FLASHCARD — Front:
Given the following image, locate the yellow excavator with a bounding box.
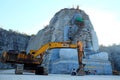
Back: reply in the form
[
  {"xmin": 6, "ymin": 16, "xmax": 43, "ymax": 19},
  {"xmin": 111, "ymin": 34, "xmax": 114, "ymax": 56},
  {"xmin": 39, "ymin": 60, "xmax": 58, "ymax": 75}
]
[{"xmin": 1, "ymin": 41, "xmax": 85, "ymax": 75}]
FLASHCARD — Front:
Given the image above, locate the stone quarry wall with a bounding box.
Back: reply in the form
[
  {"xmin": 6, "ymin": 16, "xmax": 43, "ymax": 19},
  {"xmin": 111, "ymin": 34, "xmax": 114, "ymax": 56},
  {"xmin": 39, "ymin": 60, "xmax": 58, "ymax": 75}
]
[
  {"xmin": 27, "ymin": 8, "xmax": 99, "ymax": 53},
  {"xmin": 99, "ymin": 45, "xmax": 120, "ymax": 71},
  {"xmin": 0, "ymin": 28, "xmax": 30, "ymax": 68}
]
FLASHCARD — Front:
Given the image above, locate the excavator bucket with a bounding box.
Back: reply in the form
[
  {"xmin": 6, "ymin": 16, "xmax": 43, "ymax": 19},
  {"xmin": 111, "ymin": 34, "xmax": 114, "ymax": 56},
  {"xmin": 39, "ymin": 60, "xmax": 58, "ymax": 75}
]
[{"xmin": 76, "ymin": 64, "xmax": 86, "ymax": 76}]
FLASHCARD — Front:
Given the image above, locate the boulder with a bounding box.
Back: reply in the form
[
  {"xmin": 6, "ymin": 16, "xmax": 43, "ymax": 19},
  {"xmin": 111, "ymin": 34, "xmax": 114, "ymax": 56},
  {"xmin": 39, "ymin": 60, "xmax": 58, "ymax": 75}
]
[
  {"xmin": 89, "ymin": 52, "xmax": 109, "ymax": 60},
  {"xmin": 59, "ymin": 49, "xmax": 78, "ymax": 60}
]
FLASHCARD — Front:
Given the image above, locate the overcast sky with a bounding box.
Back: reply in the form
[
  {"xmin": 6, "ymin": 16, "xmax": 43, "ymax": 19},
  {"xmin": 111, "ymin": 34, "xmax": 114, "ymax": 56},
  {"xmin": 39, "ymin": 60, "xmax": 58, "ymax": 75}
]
[{"xmin": 0, "ymin": 0, "xmax": 120, "ymax": 46}]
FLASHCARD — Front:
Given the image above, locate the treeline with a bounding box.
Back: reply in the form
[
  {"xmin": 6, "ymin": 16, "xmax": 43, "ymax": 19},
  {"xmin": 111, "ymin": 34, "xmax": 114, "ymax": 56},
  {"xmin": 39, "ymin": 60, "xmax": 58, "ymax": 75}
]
[
  {"xmin": 99, "ymin": 44, "xmax": 120, "ymax": 71},
  {"xmin": 0, "ymin": 27, "xmax": 31, "ymax": 36}
]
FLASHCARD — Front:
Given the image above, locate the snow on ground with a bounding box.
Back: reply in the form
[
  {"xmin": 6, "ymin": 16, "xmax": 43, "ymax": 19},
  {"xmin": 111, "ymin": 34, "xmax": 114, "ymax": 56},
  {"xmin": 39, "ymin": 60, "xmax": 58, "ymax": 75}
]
[{"xmin": 0, "ymin": 69, "xmax": 120, "ymax": 80}]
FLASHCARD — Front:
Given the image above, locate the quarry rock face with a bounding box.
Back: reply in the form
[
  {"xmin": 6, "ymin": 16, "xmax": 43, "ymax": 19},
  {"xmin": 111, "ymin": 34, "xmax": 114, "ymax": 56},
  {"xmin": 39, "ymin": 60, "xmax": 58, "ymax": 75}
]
[
  {"xmin": 27, "ymin": 8, "xmax": 99, "ymax": 52},
  {"xmin": 0, "ymin": 28, "xmax": 30, "ymax": 53},
  {"xmin": 26, "ymin": 8, "xmax": 112, "ymax": 74}
]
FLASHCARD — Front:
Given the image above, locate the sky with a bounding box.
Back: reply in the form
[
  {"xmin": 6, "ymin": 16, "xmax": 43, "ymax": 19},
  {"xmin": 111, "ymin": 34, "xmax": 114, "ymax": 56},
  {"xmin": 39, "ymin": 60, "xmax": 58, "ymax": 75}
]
[{"xmin": 0, "ymin": 0, "xmax": 120, "ymax": 46}]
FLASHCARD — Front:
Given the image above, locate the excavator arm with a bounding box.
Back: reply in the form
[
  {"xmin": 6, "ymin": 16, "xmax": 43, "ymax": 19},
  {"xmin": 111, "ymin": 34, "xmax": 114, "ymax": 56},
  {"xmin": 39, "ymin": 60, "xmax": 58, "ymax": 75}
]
[
  {"xmin": 29, "ymin": 42, "xmax": 77, "ymax": 58},
  {"xmin": 76, "ymin": 40, "xmax": 86, "ymax": 76}
]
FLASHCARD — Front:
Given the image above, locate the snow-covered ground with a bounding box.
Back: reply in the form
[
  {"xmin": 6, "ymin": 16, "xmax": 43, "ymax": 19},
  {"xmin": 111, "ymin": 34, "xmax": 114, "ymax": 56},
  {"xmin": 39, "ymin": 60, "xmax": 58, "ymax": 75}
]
[{"xmin": 0, "ymin": 69, "xmax": 120, "ymax": 80}]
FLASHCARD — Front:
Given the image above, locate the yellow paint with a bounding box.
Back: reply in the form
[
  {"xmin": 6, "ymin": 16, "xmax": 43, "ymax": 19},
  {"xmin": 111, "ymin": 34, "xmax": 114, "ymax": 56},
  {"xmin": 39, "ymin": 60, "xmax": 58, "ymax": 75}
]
[{"xmin": 29, "ymin": 42, "xmax": 77, "ymax": 58}]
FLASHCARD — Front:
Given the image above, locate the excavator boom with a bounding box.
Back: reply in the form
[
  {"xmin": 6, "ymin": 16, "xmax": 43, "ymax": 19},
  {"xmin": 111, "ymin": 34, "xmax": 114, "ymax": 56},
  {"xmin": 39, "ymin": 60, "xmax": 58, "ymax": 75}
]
[{"xmin": 30, "ymin": 42, "xmax": 77, "ymax": 58}]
